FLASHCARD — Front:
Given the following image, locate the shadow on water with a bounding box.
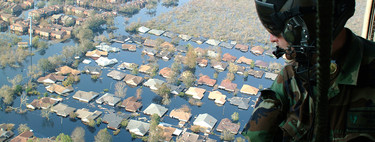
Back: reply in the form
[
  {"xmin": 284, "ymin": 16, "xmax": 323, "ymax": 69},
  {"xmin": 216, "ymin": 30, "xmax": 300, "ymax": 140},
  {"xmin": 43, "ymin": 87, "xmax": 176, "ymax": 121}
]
[
  {"xmin": 152, "ymin": 96, "xmax": 163, "ymax": 105},
  {"xmin": 86, "ymin": 125, "xmax": 97, "ymax": 133},
  {"xmin": 42, "ymin": 119, "xmax": 54, "ymax": 128}
]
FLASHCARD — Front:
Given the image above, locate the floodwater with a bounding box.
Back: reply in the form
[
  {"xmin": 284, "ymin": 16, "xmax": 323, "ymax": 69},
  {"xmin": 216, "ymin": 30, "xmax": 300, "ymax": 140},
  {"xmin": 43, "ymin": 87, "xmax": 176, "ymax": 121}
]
[{"xmin": 0, "ymin": 0, "xmax": 284, "ymax": 141}]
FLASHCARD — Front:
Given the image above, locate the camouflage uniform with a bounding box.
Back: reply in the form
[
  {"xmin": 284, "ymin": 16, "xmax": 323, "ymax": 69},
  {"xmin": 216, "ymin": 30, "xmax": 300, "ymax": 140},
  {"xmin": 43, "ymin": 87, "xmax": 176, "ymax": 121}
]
[{"xmin": 242, "ymin": 29, "xmax": 375, "ymax": 142}]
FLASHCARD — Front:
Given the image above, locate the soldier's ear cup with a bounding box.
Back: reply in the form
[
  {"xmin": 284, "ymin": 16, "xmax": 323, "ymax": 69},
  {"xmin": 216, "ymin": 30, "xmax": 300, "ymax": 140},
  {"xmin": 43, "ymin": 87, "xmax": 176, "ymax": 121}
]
[{"xmin": 282, "ymin": 16, "xmax": 308, "ymax": 46}]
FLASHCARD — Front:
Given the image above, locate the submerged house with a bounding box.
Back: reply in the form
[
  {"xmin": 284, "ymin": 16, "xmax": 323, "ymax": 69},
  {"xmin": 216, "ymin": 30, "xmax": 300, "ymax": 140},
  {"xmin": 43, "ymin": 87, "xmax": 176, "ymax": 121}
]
[
  {"xmin": 197, "ymin": 75, "xmax": 216, "ymax": 87},
  {"xmin": 228, "ymin": 97, "xmax": 251, "ymax": 110},
  {"xmin": 219, "ymin": 42, "xmax": 234, "ymax": 49},
  {"xmin": 37, "ymin": 73, "xmax": 65, "ymax": 84},
  {"xmin": 143, "ymin": 103, "xmax": 168, "ymax": 117},
  {"xmin": 163, "ymin": 31, "xmax": 177, "ymax": 38},
  {"xmin": 159, "ymin": 67, "xmax": 173, "ymax": 79},
  {"xmin": 193, "ymin": 113, "xmax": 217, "ymax": 132},
  {"xmin": 185, "ymin": 87, "xmax": 206, "ymax": 100},
  {"xmin": 120, "ymin": 96, "xmax": 142, "ymax": 112},
  {"xmin": 265, "ymin": 72, "xmax": 278, "ymax": 80},
  {"xmin": 56, "ymin": 66, "xmax": 80, "ymax": 75},
  {"xmin": 205, "ymin": 39, "xmax": 220, "ymax": 46},
  {"xmin": 143, "ymin": 79, "xmax": 165, "ymax": 91},
  {"xmin": 178, "ymin": 34, "xmax": 192, "ymax": 41},
  {"xmin": 236, "ymin": 56, "xmax": 253, "ymax": 65},
  {"xmin": 102, "ymin": 113, "xmax": 130, "ymax": 130},
  {"xmin": 126, "ymin": 120, "xmax": 150, "ymax": 136},
  {"xmin": 148, "ymin": 29, "xmax": 165, "ymax": 36},
  {"xmin": 208, "ymin": 91, "xmax": 226, "ymax": 105},
  {"xmin": 191, "ymin": 36, "xmax": 207, "ymax": 44},
  {"xmin": 196, "ymin": 58, "xmax": 208, "ymax": 67},
  {"xmin": 72, "ymin": 90, "xmax": 99, "ymax": 103},
  {"xmin": 222, "ymin": 53, "xmax": 237, "ymax": 62},
  {"xmin": 142, "ymin": 47, "xmax": 158, "ymax": 56},
  {"xmin": 156, "ymin": 50, "xmax": 173, "ymax": 60},
  {"xmin": 85, "ymin": 49, "xmax": 108, "ymax": 60},
  {"xmin": 211, "ymin": 61, "xmax": 228, "ymax": 71},
  {"xmin": 51, "ymin": 103, "xmax": 76, "ymax": 117},
  {"xmin": 138, "ymin": 26, "xmax": 150, "ymax": 33},
  {"xmin": 250, "ymin": 45, "xmax": 265, "ymax": 55},
  {"xmin": 167, "ymin": 84, "xmax": 186, "ymax": 95},
  {"xmin": 118, "ymin": 62, "xmax": 138, "ymax": 70},
  {"xmin": 95, "ymin": 43, "xmax": 120, "ymax": 52},
  {"xmin": 26, "ymin": 97, "xmax": 60, "ymax": 110},
  {"xmin": 96, "ymin": 93, "xmax": 121, "ymax": 107},
  {"xmin": 235, "ymin": 44, "xmax": 249, "ymax": 52},
  {"xmin": 45, "ymin": 84, "xmax": 74, "ymax": 95},
  {"xmin": 95, "ymin": 57, "xmax": 118, "ymax": 67},
  {"xmin": 249, "ymin": 69, "xmax": 265, "ymax": 79},
  {"xmin": 122, "ymin": 44, "xmax": 137, "ymax": 51},
  {"xmin": 139, "ymin": 64, "xmax": 154, "ymax": 75},
  {"xmin": 218, "ymin": 79, "xmax": 237, "ymax": 92},
  {"xmin": 216, "ymin": 118, "xmax": 240, "ymax": 134},
  {"xmin": 83, "ymin": 66, "xmax": 101, "ymax": 75},
  {"xmin": 255, "ymin": 60, "xmax": 269, "ymax": 69},
  {"xmin": 76, "ymin": 108, "xmax": 102, "ymax": 123},
  {"xmin": 143, "ymin": 39, "xmax": 158, "ymax": 48},
  {"xmin": 123, "ymin": 74, "xmax": 143, "ymax": 86},
  {"xmin": 240, "ymin": 84, "xmax": 259, "ymax": 95},
  {"xmin": 107, "ymin": 70, "xmax": 126, "ymax": 80},
  {"xmin": 169, "ymin": 108, "xmax": 192, "ymax": 122}
]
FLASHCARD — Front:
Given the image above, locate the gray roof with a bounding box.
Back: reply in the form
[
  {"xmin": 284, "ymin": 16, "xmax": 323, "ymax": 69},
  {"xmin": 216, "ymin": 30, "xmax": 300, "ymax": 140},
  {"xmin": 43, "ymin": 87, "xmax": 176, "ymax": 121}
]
[
  {"xmin": 178, "ymin": 34, "xmax": 192, "ymax": 41},
  {"xmin": 205, "ymin": 39, "xmax": 220, "ymax": 46},
  {"xmin": 219, "ymin": 42, "xmax": 234, "ymax": 49},
  {"xmin": 143, "ymin": 103, "xmax": 168, "ymax": 117},
  {"xmin": 190, "ymin": 37, "xmax": 207, "ymax": 44},
  {"xmin": 265, "ymin": 72, "xmax": 278, "ymax": 80},
  {"xmin": 176, "ymin": 45, "xmax": 187, "ymax": 53},
  {"xmin": 126, "ymin": 120, "xmax": 150, "ymax": 136},
  {"xmin": 228, "ymin": 97, "xmax": 251, "ymax": 110},
  {"xmin": 162, "ymin": 31, "xmax": 177, "ymax": 38},
  {"xmin": 143, "ymin": 79, "xmax": 165, "ymax": 90},
  {"xmin": 107, "ymin": 70, "xmax": 126, "ymax": 80},
  {"xmin": 52, "ymin": 103, "xmax": 76, "ymax": 117},
  {"xmin": 96, "ymin": 93, "xmax": 121, "ymax": 106},
  {"xmin": 193, "ymin": 113, "xmax": 217, "ymax": 129},
  {"xmin": 102, "ymin": 113, "xmax": 130, "ymax": 129},
  {"xmin": 167, "ymin": 84, "xmax": 186, "ymax": 95},
  {"xmin": 73, "ymin": 90, "xmax": 99, "ymax": 103},
  {"xmin": 148, "ymin": 29, "xmax": 165, "ymax": 36},
  {"xmin": 138, "ymin": 26, "xmax": 150, "ymax": 33}
]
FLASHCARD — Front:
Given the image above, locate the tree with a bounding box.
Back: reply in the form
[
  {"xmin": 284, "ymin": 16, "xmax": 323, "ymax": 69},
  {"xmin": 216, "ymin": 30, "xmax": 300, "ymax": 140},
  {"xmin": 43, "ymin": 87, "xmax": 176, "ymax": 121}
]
[
  {"xmin": 185, "ymin": 46, "xmax": 197, "ymax": 69},
  {"xmin": 38, "ymin": 58, "xmax": 53, "ymax": 73},
  {"xmin": 8, "ymin": 74, "xmax": 22, "ymax": 89},
  {"xmin": 88, "ymin": 119, "xmax": 96, "ymax": 127},
  {"xmin": 226, "ymin": 72, "xmax": 235, "ymax": 81},
  {"xmin": 148, "ymin": 114, "xmax": 164, "ymax": 142},
  {"xmin": 235, "ymin": 137, "xmax": 246, "ymax": 142},
  {"xmin": 228, "ymin": 62, "xmax": 238, "ymax": 73},
  {"xmin": 114, "ymin": 82, "xmax": 127, "ymax": 98},
  {"xmin": 17, "ymin": 124, "xmax": 30, "ymax": 134},
  {"xmin": 19, "ymin": 93, "xmax": 28, "ymax": 112},
  {"xmin": 231, "ymin": 112, "xmax": 239, "ymax": 122},
  {"xmin": 190, "ymin": 125, "xmax": 201, "ymax": 133},
  {"xmin": 71, "ymin": 127, "xmax": 85, "ymax": 142},
  {"xmin": 41, "ymin": 108, "xmax": 51, "ymax": 120},
  {"xmin": 56, "ymin": 133, "xmax": 72, "ymax": 142},
  {"xmin": 95, "ymin": 128, "xmax": 112, "ymax": 142},
  {"xmin": 0, "ymin": 85, "xmax": 14, "ymax": 105},
  {"xmin": 27, "ymin": 65, "xmax": 43, "ymax": 80},
  {"xmin": 32, "ymin": 36, "xmax": 40, "ymax": 48},
  {"xmin": 220, "ymin": 130, "xmax": 235, "ymax": 141},
  {"xmin": 181, "ymin": 71, "xmax": 195, "ymax": 88},
  {"xmin": 120, "ymin": 119, "xmax": 129, "ymax": 128},
  {"xmin": 36, "ymin": 1, "xmax": 45, "ymax": 8}
]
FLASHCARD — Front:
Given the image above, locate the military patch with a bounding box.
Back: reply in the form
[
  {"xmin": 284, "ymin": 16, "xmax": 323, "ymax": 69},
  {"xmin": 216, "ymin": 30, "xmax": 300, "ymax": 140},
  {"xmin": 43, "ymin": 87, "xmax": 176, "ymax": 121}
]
[{"xmin": 347, "ymin": 107, "xmax": 375, "ymax": 133}]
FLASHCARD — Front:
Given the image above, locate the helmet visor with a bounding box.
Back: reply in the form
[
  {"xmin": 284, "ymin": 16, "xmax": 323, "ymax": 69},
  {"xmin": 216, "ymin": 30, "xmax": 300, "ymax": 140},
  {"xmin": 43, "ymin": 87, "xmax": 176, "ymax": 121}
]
[{"xmin": 255, "ymin": 0, "xmax": 283, "ymax": 36}]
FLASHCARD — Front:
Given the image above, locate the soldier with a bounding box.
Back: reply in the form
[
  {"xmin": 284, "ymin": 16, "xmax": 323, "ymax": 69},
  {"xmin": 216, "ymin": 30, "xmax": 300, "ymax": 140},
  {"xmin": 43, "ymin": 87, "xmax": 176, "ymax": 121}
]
[{"xmin": 242, "ymin": 0, "xmax": 375, "ymax": 141}]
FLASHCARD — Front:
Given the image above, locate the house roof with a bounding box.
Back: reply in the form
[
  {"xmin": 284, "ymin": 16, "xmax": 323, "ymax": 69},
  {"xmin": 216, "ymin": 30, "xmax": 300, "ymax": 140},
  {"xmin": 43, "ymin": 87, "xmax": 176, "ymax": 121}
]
[
  {"xmin": 196, "ymin": 58, "xmax": 208, "ymax": 67},
  {"xmin": 179, "ymin": 132, "xmax": 205, "ymax": 142},
  {"xmin": 95, "ymin": 43, "xmax": 120, "ymax": 52},
  {"xmin": 45, "ymin": 84, "xmax": 74, "ymax": 95},
  {"xmin": 148, "ymin": 29, "xmax": 165, "ymax": 36},
  {"xmin": 216, "ymin": 118, "xmax": 240, "ymax": 134},
  {"xmin": 85, "ymin": 49, "xmax": 108, "ymax": 58},
  {"xmin": 96, "ymin": 93, "xmax": 121, "ymax": 106},
  {"xmin": 162, "ymin": 31, "xmax": 177, "ymax": 38},
  {"xmin": 176, "ymin": 45, "xmax": 187, "ymax": 52},
  {"xmin": 251, "ymin": 45, "xmax": 265, "ymax": 55},
  {"xmin": 83, "ymin": 66, "xmax": 101, "ymax": 74},
  {"xmin": 222, "ymin": 53, "xmax": 237, "ymax": 62},
  {"xmin": 102, "ymin": 113, "xmax": 130, "ymax": 129},
  {"xmin": 185, "ymin": 87, "xmax": 206, "ymax": 100},
  {"xmin": 143, "ymin": 39, "xmax": 158, "ymax": 47},
  {"xmin": 122, "ymin": 44, "xmax": 136, "ymax": 51},
  {"xmin": 76, "ymin": 108, "xmax": 102, "ymax": 122},
  {"xmin": 190, "ymin": 36, "xmax": 207, "ymax": 44},
  {"xmin": 27, "ymin": 97, "xmax": 59, "ymax": 109},
  {"xmin": 249, "ymin": 69, "xmax": 265, "ymax": 78},
  {"xmin": 178, "ymin": 34, "xmax": 192, "ymax": 41},
  {"xmin": 37, "ymin": 73, "xmax": 65, "ymax": 84},
  {"xmin": 205, "ymin": 39, "xmax": 220, "ymax": 46},
  {"xmin": 107, "ymin": 70, "xmax": 126, "ymax": 80},
  {"xmin": 56, "ymin": 66, "xmax": 80, "ymax": 75},
  {"xmin": 118, "ymin": 62, "xmax": 138, "ymax": 70},
  {"xmin": 228, "ymin": 97, "xmax": 251, "ymax": 110},
  {"xmin": 138, "ymin": 26, "xmax": 150, "ymax": 33},
  {"xmin": 208, "ymin": 91, "xmax": 226, "ymax": 105},
  {"xmin": 123, "ymin": 74, "xmax": 143, "ymax": 86},
  {"xmin": 193, "ymin": 113, "xmax": 217, "ymax": 129},
  {"xmin": 169, "ymin": 108, "xmax": 192, "ymax": 122},
  {"xmin": 211, "ymin": 61, "xmax": 228, "ymax": 71},
  {"xmin": 143, "ymin": 103, "xmax": 168, "ymax": 117},
  {"xmin": 120, "ymin": 96, "xmax": 142, "ymax": 112},
  {"xmin": 240, "ymin": 84, "xmax": 259, "ymax": 95},
  {"xmin": 139, "ymin": 64, "xmax": 153, "ymax": 74},
  {"xmin": 51, "ymin": 103, "xmax": 76, "ymax": 117},
  {"xmin": 9, "ymin": 130, "xmax": 32, "ymax": 142},
  {"xmin": 72, "ymin": 90, "xmax": 99, "ymax": 103},
  {"xmin": 143, "ymin": 79, "xmax": 165, "ymax": 90},
  {"xmin": 95, "ymin": 57, "xmax": 118, "ymax": 67},
  {"xmin": 159, "ymin": 67, "xmax": 173, "ymax": 79},
  {"xmin": 126, "ymin": 119, "xmax": 150, "ymax": 136},
  {"xmin": 235, "ymin": 44, "xmax": 249, "ymax": 52},
  {"xmin": 255, "ymin": 60, "xmax": 269, "ymax": 69},
  {"xmin": 158, "ymin": 125, "xmax": 176, "ymax": 141},
  {"xmin": 219, "ymin": 42, "xmax": 234, "ymax": 49},
  {"xmin": 197, "ymin": 75, "xmax": 216, "ymax": 86},
  {"xmin": 265, "ymin": 72, "xmax": 278, "ymax": 80},
  {"xmin": 218, "ymin": 79, "xmax": 237, "ymax": 92},
  {"xmin": 236, "ymin": 56, "xmax": 253, "ymax": 65}
]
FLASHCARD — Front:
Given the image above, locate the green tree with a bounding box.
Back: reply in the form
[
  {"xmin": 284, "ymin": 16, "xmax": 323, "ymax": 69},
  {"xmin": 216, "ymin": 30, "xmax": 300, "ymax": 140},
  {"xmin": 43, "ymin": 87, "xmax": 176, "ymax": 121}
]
[
  {"xmin": 185, "ymin": 45, "xmax": 197, "ymax": 69},
  {"xmin": 17, "ymin": 124, "xmax": 30, "ymax": 134},
  {"xmin": 37, "ymin": 1, "xmax": 45, "ymax": 8},
  {"xmin": 120, "ymin": 119, "xmax": 129, "ymax": 128},
  {"xmin": 32, "ymin": 36, "xmax": 40, "ymax": 48},
  {"xmin": 95, "ymin": 128, "xmax": 112, "ymax": 142},
  {"xmin": 231, "ymin": 112, "xmax": 239, "ymax": 122},
  {"xmin": 38, "ymin": 58, "xmax": 53, "ymax": 73},
  {"xmin": 181, "ymin": 71, "xmax": 195, "ymax": 88},
  {"xmin": 56, "ymin": 133, "xmax": 72, "ymax": 142},
  {"xmin": 220, "ymin": 130, "xmax": 235, "ymax": 141},
  {"xmin": 7, "ymin": 74, "xmax": 22, "ymax": 90},
  {"xmin": 0, "ymin": 85, "xmax": 14, "ymax": 104},
  {"xmin": 88, "ymin": 119, "xmax": 96, "ymax": 127},
  {"xmin": 148, "ymin": 114, "xmax": 164, "ymax": 142},
  {"xmin": 71, "ymin": 127, "xmax": 85, "ymax": 142}
]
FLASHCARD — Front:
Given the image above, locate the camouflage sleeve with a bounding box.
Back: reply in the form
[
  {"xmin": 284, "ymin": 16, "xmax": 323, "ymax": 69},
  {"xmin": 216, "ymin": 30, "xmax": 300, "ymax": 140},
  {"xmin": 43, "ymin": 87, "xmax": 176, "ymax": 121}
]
[{"xmin": 242, "ymin": 77, "xmax": 287, "ymax": 141}]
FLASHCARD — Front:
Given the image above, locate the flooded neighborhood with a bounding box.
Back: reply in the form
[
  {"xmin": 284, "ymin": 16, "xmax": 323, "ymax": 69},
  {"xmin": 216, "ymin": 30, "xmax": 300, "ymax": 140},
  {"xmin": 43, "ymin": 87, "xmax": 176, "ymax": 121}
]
[{"xmin": 0, "ymin": 0, "xmax": 365, "ymax": 141}]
